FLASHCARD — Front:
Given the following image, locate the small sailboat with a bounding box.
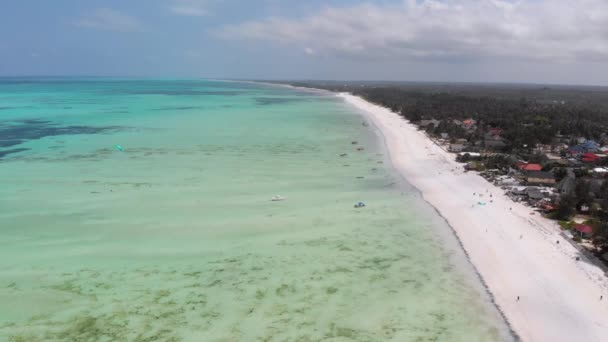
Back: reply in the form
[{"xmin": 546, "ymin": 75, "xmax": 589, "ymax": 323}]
[{"xmin": 271, "ymin": 195, "xmax": 286, "ymax": 202}]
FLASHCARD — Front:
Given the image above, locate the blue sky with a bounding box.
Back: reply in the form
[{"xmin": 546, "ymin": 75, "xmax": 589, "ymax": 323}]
[{"xmin": 1, "ymin": 0, "xmax": 607, "ymax": 85}]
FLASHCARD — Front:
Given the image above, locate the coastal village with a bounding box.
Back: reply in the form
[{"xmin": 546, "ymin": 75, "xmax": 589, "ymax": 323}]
[
  {"xmin": 417, "ymin": 116, "xmax": 608, "ymax": 265},
  {"xmin": 292, "ymin": 81, "xmax": 608, "ymax": 274}
]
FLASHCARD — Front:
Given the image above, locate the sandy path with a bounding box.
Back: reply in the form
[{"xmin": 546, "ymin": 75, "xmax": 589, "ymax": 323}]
[{"xmin": 341, "ymin": 93, "xmax": 608, "ymax": 342}]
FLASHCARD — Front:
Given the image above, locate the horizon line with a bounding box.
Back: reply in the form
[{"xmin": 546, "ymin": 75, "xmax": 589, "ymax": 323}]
[{"xmin": 1, "ymin": 75, "xmax": 608, "ymax": 88}]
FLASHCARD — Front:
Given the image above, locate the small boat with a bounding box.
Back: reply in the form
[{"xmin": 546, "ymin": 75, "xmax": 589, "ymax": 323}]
[
  {"xmin": 271, "ymin": 195, "xmax": 286, "ymax": 201},
  {"xmin": 354, "ymin": 202, "xmax": 366, "ymax": 209}
]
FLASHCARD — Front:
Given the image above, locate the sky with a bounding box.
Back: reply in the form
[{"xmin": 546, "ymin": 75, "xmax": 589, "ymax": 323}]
[{"xmin": 1, "ymin": 0, "xmax": 608, "ymax": 85}]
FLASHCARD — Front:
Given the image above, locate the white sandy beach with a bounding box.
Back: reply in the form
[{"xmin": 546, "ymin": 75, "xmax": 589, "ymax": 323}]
[{"xmin": 341, "ymin": 93, "xmax": 608, "ymax": 342}]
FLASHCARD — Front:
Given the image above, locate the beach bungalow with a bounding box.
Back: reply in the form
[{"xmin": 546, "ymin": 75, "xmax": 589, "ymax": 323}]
[
  {"xmin": 496, "ymin": 176, "xmax": 519, "ymax": 186},
  {"xmin": 572, "ymin": 224, "xmax": 593, "ymax": 239},
  {"xmin": 517, "ymin": 162, "xmax": 543, "ymax": 172},
  {"xmin": 527, "ymin": 188, "xmax": 546, "ymax": 201},
  {"xmin": 593, "ymin": 167, "xmax": 608, "ymax": 174},
  {"xmin": 544, "ymin": 153, "xmax": 562, "ymax": 161},
  {"xmin": 510, "ymin": 186, "xmax": 528, "ymax": 196},
  {"xmin": 484, "ymin": 132, "xmax": 507, "ymax": 149},
  {"xmin": 582, "ymin": 152, "xmax": 600, "ymax": 163},
  {"xmin": 543, "ymin": 154, "xmax": 569, "ymax": 167},
  {"xmin": 568, "ymin": 145, "xmax": 587, "ymax": 156},
  {"xmin": 569, "ymin": 141, "xmax": 600, "ymax": 156},
  {"xmin": 459, "ymin": 152, "xmax": 481, "ymax": 158},
  {"xmin": 526, "ymin": 171, "xmax": 556, "ymax": 185},
  {"xmin": 583, "ymin": 140, "xmax": 600, "ymax": 151},
  {"xmin": 450, "ymin": 144, "xmax": 465, "ymax": 152}
]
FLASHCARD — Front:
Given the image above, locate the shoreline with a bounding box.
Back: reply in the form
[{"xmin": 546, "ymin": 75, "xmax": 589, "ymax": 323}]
[
  {"xmin": 339, "ymin": 92, "xmax": 608, "ymax": 341},
  {"xmin": 341, "ymin": 91, "xmax": 519, "ymax": 340},
  {"xmin": 359, "ymin": 97, "xmax": 520, "ymax": 340}
]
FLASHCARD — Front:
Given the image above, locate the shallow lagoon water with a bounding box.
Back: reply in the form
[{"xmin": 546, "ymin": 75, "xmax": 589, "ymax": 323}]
[{"xmin": 0, "ymin": 79, "xmax": 512, "ymax": 341}]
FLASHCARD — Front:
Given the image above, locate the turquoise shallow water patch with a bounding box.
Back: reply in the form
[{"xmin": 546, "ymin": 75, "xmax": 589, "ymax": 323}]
[{"xmin": 0, "ymin": 79, "xmax": 512, "ymax": 341}]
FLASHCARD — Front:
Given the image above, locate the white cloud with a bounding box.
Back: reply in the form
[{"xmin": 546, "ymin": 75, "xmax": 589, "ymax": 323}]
[
  {"xmin": 74, "ymin": 8, "xmax": 142, "ymax": 32},
  {"xmin": 216, "ymin": 0, "xmax": 608, "ymax": 62},
  {"xmin": 169, "ymin": 0, "xmax": 209, "ymax": 16}
]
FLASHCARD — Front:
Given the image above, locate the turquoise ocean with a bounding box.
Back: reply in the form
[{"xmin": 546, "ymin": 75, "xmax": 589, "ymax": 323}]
[{"xmin": 0, "ymin": 79, "xmax": 513, "ymax": 341}]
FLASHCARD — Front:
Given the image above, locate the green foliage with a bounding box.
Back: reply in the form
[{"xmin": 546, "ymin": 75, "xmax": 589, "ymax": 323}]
[
  {"xmin": 575, "ymin": 179, "xmax": 592, "ymax": 205},
  {"xmin": 456, "ymin": 153, "xmax": 472, "ymax": 163},
  {"xmin": 598, "ymin": 181, "xmax": 608, "ymax": 200},
  {"xmin": 528, "ymin": 152, "xmax": 547, "ymax": 165},
  {"xmin": 554, "ymin": 193, "xmax": 577, "ymax": 220},
  {"xmin": 592, "ymin": 222, "xmax": 608, "ymax": 247},
  {"xmin": 345, "ymin": 87, "xmax": 608, "ymax": 152},
  {"xmin": 554, "ymin": 167, "xmax": 568, "ymax": 181},
  {"xmin": 483, "ymin": 155, "xmax": 511, "ymax": 170}
]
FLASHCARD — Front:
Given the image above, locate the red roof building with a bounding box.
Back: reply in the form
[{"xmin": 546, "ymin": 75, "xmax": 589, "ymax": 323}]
[
  {"xmin": 541, "ymin": 204, "xmax": 555, "ymax": 212},
  {"xmin": 582, "ymin": 152, "xmax": 600, "ymax": 163},
  {"xmin": 573, "ymin": 224, "xmax": 593, "ymax": 235},
  {"xmin": 516, "ymin": 162, "xmax": 542, "ymax": 171}
]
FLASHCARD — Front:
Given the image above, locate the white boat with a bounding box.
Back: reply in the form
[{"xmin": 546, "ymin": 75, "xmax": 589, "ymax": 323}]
[
  {"xmin": 271, "ymin": 195, "xmax": 286, "ymax": 201},
  {"xmin": 354, "ymin": 202, "xmax": 366, "ymax": 208}
]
